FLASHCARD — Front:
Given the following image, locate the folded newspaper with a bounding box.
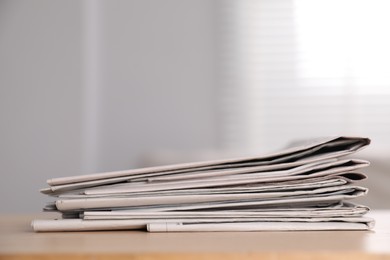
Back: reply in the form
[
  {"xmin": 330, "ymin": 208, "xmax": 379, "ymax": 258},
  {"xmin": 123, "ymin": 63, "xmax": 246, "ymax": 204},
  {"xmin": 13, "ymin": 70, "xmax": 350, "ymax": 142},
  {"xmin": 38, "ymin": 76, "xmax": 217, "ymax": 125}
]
[{"xmin": 32, "ymin": 136, "xmax": 374, "ymax": 232}]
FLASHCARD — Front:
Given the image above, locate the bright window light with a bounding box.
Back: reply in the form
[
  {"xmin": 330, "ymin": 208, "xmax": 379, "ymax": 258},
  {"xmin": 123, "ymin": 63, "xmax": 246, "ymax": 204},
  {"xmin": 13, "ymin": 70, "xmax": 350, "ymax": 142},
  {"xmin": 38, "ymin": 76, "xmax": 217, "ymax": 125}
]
[{"xmin": 218, "ymin": 0, "xmax": 390, "ymax": 153}]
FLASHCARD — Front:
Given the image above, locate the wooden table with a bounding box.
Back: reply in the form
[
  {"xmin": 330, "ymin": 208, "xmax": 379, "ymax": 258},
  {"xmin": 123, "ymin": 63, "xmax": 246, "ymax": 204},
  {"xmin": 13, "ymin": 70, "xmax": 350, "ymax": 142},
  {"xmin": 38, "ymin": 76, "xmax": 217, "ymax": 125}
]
[{"xmin": 1, "ymin": 211, "xmax": 389, "ymax": 259}]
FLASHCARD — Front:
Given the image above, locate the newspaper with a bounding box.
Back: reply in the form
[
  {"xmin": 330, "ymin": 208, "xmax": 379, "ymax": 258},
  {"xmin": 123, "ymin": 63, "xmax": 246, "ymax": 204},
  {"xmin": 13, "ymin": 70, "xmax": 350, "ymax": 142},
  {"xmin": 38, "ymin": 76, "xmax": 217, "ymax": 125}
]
[
  {"xmin": 32, "ymin": 217, "xmax": 374, "ymax": 232},
  {"xmin": 32, "ymin": 136, "xmax": 374, "ymax": 232},
  {"xmin": 45, "ymin": 136, "xmax": 369, "ymax": 187}
]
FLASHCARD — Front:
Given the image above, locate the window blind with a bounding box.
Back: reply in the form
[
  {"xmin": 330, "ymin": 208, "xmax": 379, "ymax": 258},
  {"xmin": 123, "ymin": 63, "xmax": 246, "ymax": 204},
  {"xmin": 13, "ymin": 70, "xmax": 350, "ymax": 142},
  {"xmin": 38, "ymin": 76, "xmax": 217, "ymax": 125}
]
[{"xmin": 217, "ymin": 0, "xmax": 390, "ymax": 153}]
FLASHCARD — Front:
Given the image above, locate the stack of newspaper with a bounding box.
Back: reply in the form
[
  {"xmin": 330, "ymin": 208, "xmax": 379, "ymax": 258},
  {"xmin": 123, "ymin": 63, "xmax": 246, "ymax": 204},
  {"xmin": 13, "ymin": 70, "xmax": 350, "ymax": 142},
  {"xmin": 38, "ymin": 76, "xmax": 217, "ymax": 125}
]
[{"xmin": 32, "ymin": 136, "xmax": 374, "ymax": 232}]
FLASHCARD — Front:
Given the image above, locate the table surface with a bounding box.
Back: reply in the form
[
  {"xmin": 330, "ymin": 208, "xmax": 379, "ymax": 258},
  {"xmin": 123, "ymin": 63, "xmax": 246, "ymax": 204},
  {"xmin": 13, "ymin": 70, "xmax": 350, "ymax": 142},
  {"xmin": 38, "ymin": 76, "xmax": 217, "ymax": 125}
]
[{"xmin": 0, "ymin": 211, "xmax": 389, "ymax": 259}]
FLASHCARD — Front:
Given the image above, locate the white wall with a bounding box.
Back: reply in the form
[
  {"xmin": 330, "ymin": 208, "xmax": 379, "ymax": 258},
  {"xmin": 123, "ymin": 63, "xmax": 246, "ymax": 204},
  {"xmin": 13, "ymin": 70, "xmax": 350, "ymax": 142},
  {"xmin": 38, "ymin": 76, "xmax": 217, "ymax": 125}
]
[
  {"xmin": 0, "ymin": 0, "xmax": 84, "ymax": 212},
  {"xmin": 0, "ymin": 0, "xmax": 217, "ymax": 212},
  {"xmin": 93, "ymin": 0, "xmax": 218, "ymax": 172}
]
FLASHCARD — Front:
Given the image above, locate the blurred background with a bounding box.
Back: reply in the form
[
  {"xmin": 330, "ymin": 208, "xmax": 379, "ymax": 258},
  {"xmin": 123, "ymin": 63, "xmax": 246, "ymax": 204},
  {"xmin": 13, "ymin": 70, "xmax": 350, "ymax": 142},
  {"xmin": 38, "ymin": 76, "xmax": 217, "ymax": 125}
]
[{"xmin": 0, "ymin": 0, "xmax": 389, "ymax": 212}]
